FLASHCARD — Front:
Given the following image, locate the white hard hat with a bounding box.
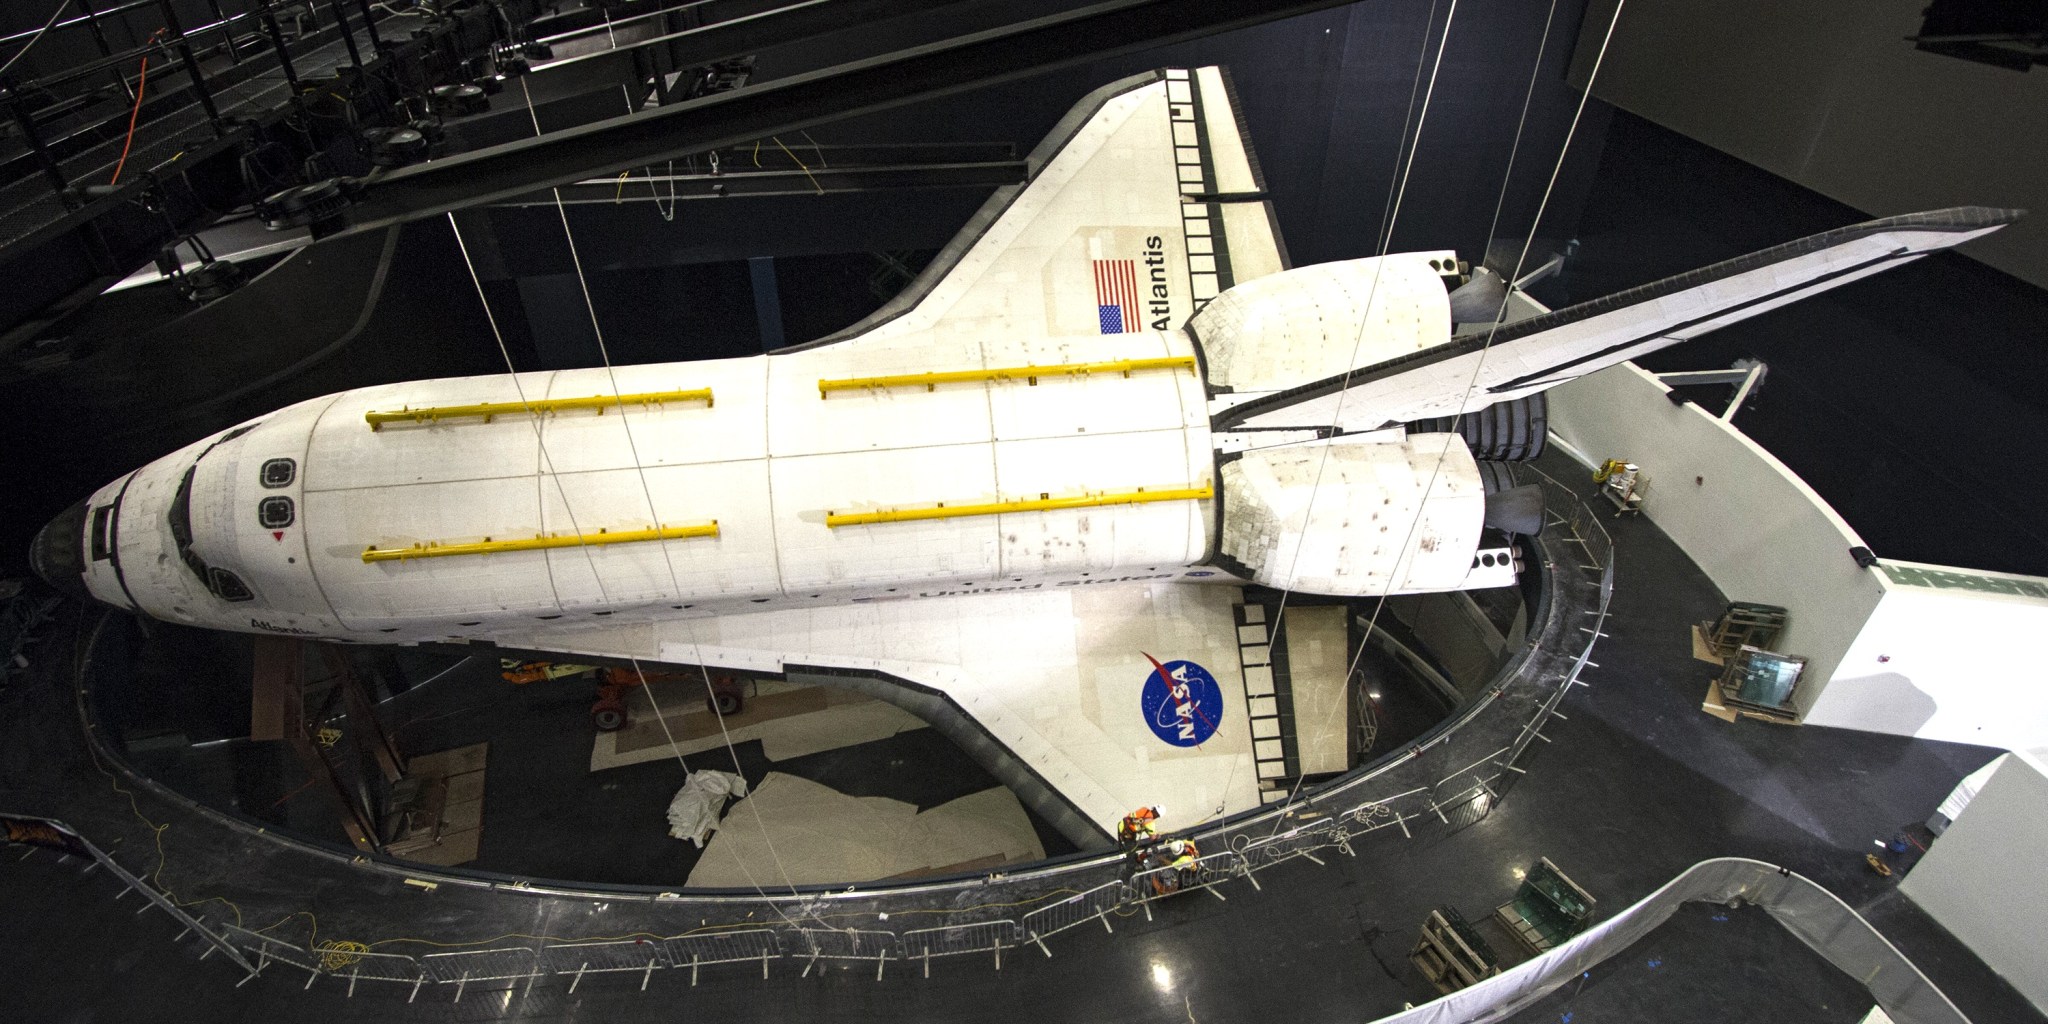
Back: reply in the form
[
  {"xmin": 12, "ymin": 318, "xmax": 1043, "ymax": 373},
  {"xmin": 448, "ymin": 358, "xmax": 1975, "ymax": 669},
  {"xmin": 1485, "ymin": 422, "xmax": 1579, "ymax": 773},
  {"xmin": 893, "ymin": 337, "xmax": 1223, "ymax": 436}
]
[{"xmin": 1152, "ymin": 805, "xmax": 1165, "ymax": 817}]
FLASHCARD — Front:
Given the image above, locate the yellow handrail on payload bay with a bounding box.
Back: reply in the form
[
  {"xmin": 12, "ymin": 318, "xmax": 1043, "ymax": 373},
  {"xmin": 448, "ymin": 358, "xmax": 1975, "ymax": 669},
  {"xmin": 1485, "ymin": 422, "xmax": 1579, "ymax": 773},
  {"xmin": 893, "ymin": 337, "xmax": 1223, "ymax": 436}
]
[
  {"xmin": 817, "ymin": 356, "xmax": 1195, "ymax": 397},
  {"xmin": 826, "ymin": 485, "xmax": 1211, "ymax": 527},
  {"xmin": 364, "ymin": 388, "xmax": 714, "ymax": 430},
  {"xmin": 362, "ymin": 522, "xmax": 719, "ymax": 563}
]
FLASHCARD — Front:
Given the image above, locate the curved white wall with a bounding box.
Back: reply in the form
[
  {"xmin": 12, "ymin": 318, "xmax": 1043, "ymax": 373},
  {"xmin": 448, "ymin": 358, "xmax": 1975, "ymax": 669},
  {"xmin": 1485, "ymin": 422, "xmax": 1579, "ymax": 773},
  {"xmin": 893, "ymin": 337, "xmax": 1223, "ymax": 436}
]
[{"xmin": 1548, "ymin": 362, "xmax": 2048, "ymax": 749}]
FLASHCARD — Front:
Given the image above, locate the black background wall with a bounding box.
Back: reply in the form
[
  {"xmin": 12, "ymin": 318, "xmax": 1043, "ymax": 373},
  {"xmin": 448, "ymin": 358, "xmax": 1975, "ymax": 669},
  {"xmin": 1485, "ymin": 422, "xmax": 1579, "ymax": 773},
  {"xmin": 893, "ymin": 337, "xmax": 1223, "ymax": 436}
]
[{"xmin": 1569, "ymin": 111, "xmax": 2048, "ymax": 578}]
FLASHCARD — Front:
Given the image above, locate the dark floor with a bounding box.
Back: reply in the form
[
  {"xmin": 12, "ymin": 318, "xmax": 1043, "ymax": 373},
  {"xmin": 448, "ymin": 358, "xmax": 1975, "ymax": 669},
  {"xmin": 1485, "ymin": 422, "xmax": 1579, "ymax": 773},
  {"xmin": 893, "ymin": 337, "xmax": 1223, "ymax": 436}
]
[
  {"xmin": 1352, "ymin": 643, "xmax": 1457, "ymax": 763},
  {"xmin": 1501, "ymin": 902, "xmax": 1870, "ymax": 1024},
  {"xmin": 103, "ymin": 635, "xmax": 1084, "ymax": 887}
]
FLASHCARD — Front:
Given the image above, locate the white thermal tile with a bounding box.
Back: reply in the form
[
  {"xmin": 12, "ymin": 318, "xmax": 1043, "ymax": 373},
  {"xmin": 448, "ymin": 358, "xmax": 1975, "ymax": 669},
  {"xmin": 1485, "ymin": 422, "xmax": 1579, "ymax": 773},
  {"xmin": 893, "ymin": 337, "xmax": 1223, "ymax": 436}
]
[
  {"xmin": 1242, "ymin": 665, "xmax": 1274, "ymax": 695},
  {"xmin": 537, "ymin": 358, "xmax": 766, "ymax": 472},
  {"xmin": 306, "ymin": 476, "xmax": 558, "ymax": 628},
  {"xmin": 988, "ymin": 431, "xmax": 1205, "ymax": 575},
  {"xmin": 766, "ymin": 335, "xmax": 996, "ymax": 458},
  {"xmin": 541, "ymin": 461, "xmax": 779, "ymax": 608},
  {"xmin": 306, "ymin": 369, "xmax": 555, "ymax": 491},
  {"xmin": 768, "ymin": 445, "xmax": 1001, "ymax": 591},
  {"xmin": 981, "ymin": 331, "xmax": 1195, "ymax": 441},
  {"xmin": 1218, "ymin": 203, "xmax": 1286, "ymax": 283}
]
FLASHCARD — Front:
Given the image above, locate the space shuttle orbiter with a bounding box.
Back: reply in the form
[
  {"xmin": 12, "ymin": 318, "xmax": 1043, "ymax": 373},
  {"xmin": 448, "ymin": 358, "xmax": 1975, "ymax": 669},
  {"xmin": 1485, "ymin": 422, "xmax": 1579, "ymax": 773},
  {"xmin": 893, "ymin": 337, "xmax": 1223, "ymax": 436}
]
[
  {"xmin": 32, "ymin": 66, "xmax": 2015, "ymax": 839},
  {"xmin": 31, "ymin": 65, "xmax": 2014, "ymax": 642},
  {"xmin": 29, "ymin": 68, "xmax": 2014, "ymax": 833}
]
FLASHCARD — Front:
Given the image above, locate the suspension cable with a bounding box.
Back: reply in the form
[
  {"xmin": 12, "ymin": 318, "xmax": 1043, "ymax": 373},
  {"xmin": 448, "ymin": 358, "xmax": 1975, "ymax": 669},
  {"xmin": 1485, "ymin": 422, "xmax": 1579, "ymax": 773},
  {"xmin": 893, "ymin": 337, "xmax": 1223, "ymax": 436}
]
[
  {"xmin": 1229, "ymin": 0, "xmax": 1462, "ymax": 847},
  {"xmin": 445, "ymin": 208, "xmax": 817, "ymax": 925},
  {"xmin": 525, "ymin": 75, "xmax": 812, "ymax": 909},
  {"xmin": 1257, "ymin": 0, "xmax": 1631, "ymax": 840},
  {"xmin": 437, "ymin": 80, "xmax": 817, "ymax": 919}
]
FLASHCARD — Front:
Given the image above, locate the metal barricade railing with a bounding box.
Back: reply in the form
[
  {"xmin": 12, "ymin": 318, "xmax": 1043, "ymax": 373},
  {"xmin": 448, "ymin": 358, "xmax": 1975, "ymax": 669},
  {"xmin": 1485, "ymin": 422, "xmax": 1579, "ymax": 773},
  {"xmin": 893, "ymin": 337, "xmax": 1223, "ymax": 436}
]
[
  {"xmin": 225, "ymin": 924, "xmax": 324, "ymax": 979},
  {"xmin": 1, "ymin": 816, "xmax": 256, "ymax": 977},
  {"xmin": 1343, "ymin": 798, "xmax": 1407, "ymax": 836},
  {"xmin": 1530, "ymin": 467, "xmax": 1611, "ymax": 566},
  {"xmin": 541, "ymin": 938, "xmax": 668, "ymax": 992},
  {"xmin": 1192, "ymin": 849, "xmax": 1250, "ymax": 886},
  {"xmin": 794, "ymin": 927, "xmax": 900, "ymax": 979},
  {"xmin": 1019, "ymin": 879, "xmax": 1127, "ymax": 949},
  {"xmin": 1234, "ymin": 810, "xmax": 1348, "ymax": 866},
  {"xmin": 316, "ymin": 945, "xmax": 426, "ymax": 996},
  {"xmin": 898, "ymin": 920, "xmax": 1022, "ymax": 974},
  {"xmin": 420, "ymin": 946, "xmax": 544, "ymax": 1001},
  {"xmin": 222, "ymin": 925, "xmax": 426, "ymax": 994},
  {"xmin": 1129, "ymin": 849, "xmax": 1241, "ymax": 907},
  {"xmin": 662, "ymin": 927, "xmax": 784, "ymax": 983}
]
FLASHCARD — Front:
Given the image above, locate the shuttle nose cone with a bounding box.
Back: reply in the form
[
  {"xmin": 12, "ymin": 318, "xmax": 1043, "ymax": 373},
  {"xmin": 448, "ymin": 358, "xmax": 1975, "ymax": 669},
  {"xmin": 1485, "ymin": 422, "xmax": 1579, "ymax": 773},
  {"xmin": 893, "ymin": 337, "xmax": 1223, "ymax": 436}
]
[{"xmin": 30, "ymin": 499, "xmax": 92, "ymax": 602}]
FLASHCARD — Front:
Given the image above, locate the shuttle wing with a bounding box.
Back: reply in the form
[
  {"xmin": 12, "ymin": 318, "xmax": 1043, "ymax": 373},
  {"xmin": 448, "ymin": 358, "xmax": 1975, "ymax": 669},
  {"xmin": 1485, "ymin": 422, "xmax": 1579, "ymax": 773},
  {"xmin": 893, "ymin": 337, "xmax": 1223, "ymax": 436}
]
[
  {"xmin": 1218, "ymin": 207, "xmax": 2021, "ymax": 432},
  {"xmin": 490, "ymin": 576, "xmax": 1265, "ymax": 850},
  {"xmin": 788, "ymin": 66, "xmax": 1288, "ymax": 351}
]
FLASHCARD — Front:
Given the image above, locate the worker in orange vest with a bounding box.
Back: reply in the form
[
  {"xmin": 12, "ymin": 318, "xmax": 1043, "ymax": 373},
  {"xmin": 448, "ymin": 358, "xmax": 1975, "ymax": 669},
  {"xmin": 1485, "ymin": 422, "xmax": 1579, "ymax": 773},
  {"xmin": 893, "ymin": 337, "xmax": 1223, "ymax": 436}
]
[{"xmin": 1117, "ymin": 805, "xmax": 1164, "ymax": 852}]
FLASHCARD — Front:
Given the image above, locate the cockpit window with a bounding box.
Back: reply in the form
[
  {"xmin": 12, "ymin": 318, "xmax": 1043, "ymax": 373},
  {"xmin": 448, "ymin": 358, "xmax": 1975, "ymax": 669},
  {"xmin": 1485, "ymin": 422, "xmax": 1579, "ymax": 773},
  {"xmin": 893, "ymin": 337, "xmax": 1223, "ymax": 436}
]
[
  {"xmin": 208, "ymin": 568, "xmax": 253, "ymax": 602},
  {"xmin": 167, "ymin": 423, "xmax": 262, "ymax": 603},
  {"xmin": 258, "ymin": 496, "xmax": 295, "ymax": 529},
  {"xmin": 90, "ymin": 506, "xmax": 114, "ymax": 561},
  {"xmin": 260, "ymin": 458, "xmax": 295, "ymax": 488}
]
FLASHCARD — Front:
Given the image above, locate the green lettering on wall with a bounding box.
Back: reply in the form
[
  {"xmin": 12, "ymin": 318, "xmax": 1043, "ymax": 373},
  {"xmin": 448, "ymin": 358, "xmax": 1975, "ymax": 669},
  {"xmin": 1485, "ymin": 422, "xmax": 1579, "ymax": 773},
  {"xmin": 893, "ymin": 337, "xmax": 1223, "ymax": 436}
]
[{"xmin": 1880, "ymin": 563, "xmax": 2048, "ymax": 599}]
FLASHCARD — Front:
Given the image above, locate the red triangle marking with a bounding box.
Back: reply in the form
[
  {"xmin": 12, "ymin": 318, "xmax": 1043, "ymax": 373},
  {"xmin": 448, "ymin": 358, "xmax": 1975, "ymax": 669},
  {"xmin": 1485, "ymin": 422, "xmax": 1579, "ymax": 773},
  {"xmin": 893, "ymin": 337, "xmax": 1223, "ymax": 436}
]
[{"xmin": 272, "ymin": 531, "xmax": 285, "ymax": 541}]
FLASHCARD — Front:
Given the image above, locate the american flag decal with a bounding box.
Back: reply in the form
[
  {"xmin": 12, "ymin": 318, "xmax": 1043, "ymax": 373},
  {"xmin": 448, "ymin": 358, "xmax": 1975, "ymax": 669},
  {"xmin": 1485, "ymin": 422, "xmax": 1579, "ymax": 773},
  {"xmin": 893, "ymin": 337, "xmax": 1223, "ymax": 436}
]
[{"xmin": 1094, "ymin": 259, "xmax": 1138, "ymax": 334}]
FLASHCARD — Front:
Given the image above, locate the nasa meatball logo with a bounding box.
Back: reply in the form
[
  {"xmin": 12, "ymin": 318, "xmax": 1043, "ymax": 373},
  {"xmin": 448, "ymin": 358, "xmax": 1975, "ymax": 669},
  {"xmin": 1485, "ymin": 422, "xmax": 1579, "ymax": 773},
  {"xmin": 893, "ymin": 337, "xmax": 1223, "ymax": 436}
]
[{"xmin": 1140, "ymin": 653, "xmax": 1223, "ymax": 747}]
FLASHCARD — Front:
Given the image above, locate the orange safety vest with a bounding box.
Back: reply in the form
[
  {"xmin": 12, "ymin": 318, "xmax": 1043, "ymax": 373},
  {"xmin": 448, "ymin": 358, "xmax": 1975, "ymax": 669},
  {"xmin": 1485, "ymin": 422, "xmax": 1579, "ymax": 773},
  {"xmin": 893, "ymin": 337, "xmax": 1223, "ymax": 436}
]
[{"xmin": 1119, "ymin": 809, "xmax": 1159, "ymax": 840}]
